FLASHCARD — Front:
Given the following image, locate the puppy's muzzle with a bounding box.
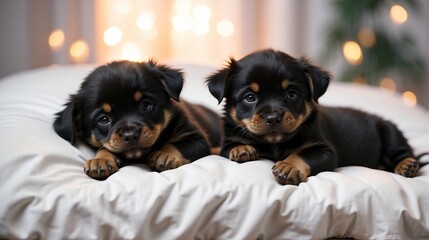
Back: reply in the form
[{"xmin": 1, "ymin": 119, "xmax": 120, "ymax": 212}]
[{"xmin": 118, "ymin": 125, "xmax": 141, "ymax": 144}]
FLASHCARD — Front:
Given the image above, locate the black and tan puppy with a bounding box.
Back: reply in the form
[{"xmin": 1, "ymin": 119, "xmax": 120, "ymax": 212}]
[
  {"xmin": 206, "ymin": 49, "xmax": 419, "ymax": 185},
  {"xmin": 54, "ymin": 60, "xmax": 221, "ymax": 180}
]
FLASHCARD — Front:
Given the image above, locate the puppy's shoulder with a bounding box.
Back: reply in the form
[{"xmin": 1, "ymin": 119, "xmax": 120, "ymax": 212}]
[
  {"xmin": 318, "ymin": 105, "xmax": 384, "ymax": 128},
  {"xmin": 319, "ymin": 105, "xmax": 372, "ymax": 117}
]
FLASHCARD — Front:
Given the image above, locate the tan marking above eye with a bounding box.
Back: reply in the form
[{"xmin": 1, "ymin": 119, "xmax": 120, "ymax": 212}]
[
  {"xmin": 134, "ymin": 90, "xmax": 143, "ymax": 102},
  {"xmin": 250, "ymin": 82, "xmax": 260, "ymax": 93},
  {"xmin": 281, "ymin": 79, "xmax": 289, "ymax": 89},
  {"xmin": 102, "ymin": 103, "xmax": 112, "ymax": 113}
]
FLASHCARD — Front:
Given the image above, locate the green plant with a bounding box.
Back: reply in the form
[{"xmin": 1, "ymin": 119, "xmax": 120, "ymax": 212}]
[{"xmin": 320, "ymin": 0, "xmax": 425, "ymax": 87}]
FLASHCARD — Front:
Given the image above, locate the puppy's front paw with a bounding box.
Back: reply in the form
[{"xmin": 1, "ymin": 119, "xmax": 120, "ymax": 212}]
[
  {"xmin": 394, "ymin": 157, "xmax": 419, "ymax": 177},
  {"xmin": 229, "ymin": 145, "xmax": 258, "ymax": 163},
  {"xmin": 84, "ymin": 157, "xmax": 120, "ymax": 180},
  {"xmin": 272, "ymin": 154, "xmax": 310, "ymax": 185},
  {"xmin": 148, "ymin": 145, "xmax": 189, "ymax": 171}
]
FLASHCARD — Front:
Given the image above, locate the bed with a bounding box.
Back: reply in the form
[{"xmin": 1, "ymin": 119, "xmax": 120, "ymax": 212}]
[{"xmin": 0, "ymin": 61, "xmax": 428, "ymax": 240}]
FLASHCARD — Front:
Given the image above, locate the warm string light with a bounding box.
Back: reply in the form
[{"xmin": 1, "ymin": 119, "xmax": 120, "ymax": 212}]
[
  {"xmin": 379, "ymin": 77, "xmax": 397, "ymax": 92},
  {"xmin": 99, "ymin": 0, "xmax": 235, "ymax": 60},
  {"xmin": 171, "ymin": 3, "xmax": 212, "ymax": 36},
  {"xmin": 121, "ymin": 42, "xmax": 142, "ymax": 61},
  {"xmin": 49, "ymin": 1, "xmax": 420, "ymax": 107},
  {"xmin": 390, "ymin": 4, "xmax": 408, "ymax": 25},
  {"xmin": 49, "ymin": 29, "xmax": 88, "ymax": 62},
  {"xmin": 69, "ymin": 40, "xmax": 89, "ymax": 62},
  {"xmin": 217, "ymin": 19, "xmax": 234, "ymax": 38},
  {"xmin": 387, "ymin": 4, "xmax": 414, "ymax": 107},
  {"xmin": 49, "ymin": 29, "xmax": 65, "ymax": 50},
  {"xmin": 342, "ymin": 41, "xmax": 363, "ymax": 65},
  {"xmin": 172, "ymin": 14, "xmax": 192, "ymax": 32},
  {"xmin": 402, "ymin": 91, "xmax": 417, "ymax": 107},
  {"xmin": 103, "ymin": 26, "xmax": 123, "ymax": 46},
  {"xmin": 171, "ymin": 1, "xmax": 234, "ymax": 38},
  {"xmin": 192, "ymin": 4, "xmax": 212, "ymax": 35},
  {"xmin": 341, "ymin": 4, "xmax": 417, "ymax": 107},
  {"xmin": 378, "ymin": 78, "xmax": 417, "ymax": 107},
  {"xmin": 50, "ymin": 0, "xmax": 236, "ymax": 62},
  {"xmin": 137, "ymin": 11, "xmax": 156, "ymax": 31},
  {"xmin": 358, "ymin": 28, "xmax": 376, "ymax": 48},
  {"xmin": 343, "ymin": 4, "xmax": 410, "ymax": 67}
]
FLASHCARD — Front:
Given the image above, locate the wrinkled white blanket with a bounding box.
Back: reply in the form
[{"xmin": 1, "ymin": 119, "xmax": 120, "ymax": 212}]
[{"xmin": 0, "ymin": 62, "xmax": 428, "ymax": 239}]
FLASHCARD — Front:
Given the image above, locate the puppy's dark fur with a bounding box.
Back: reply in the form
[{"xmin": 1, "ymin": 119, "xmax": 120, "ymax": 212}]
[
  {"xmin": 54, "ymin": 60, "xmax": 221, "ymax": 180},
  {"xmin": 206, "ymin": 49, "xmax": 419, "ymax": 185}
]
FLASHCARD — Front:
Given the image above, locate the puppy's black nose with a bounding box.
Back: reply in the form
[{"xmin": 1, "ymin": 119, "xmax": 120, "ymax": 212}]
[
  {"xmin": 122, "ymin": 131, "xmax": 139, "ymax": 143},
  {"xmin": 119, "ymin": 127, "xmax": 140, "ymax": 144},
  {"xmin": 264, "ymin": 112, "xmax": 282, "ymax": 126}
]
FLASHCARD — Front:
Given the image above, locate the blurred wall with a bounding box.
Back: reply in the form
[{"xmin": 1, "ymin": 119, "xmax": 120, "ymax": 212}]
[{"xmin": 0, "ymin": 0, "xmax": 31, "ymax": 78}]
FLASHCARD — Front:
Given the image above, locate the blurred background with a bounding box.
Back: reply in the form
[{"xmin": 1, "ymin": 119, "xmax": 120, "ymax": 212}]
[{"xmin": 1, "ymin": 0, "xmax": 429, "ymax": 108}]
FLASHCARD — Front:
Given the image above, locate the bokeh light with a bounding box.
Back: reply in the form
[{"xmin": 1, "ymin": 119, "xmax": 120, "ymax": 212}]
[
  {"xmin": 343, "ymin": 41, "xmax": 363, "ymax": 65},
  {"xmin": 172, "ymin": 14, "xmax": 192, "ymax": 32},
  {"xmin": 192, "ymin": 4, "xmax": 212, "ymax": 21},
  {"xmin": 379, "ymin": 77, "xmax": 397, "ymax": 92},
  {"xmin": 121, "ymin": 42, "xmax": 142, "ymax": 61},
  {"xmin": 137, "ymin": 11, "xmax": 155, "ymax": 31},
  {"xmin": 402, "ymin": 91, "xmax": 417, "ymax": 107},
  {"xmin": 49, "ymin": 29, "xmax": 65, "ymax": 50},
  {"xmin": 358, "ymin": 28, "xmax": 376, "ymax": 48},
  {"xmin": 217, "ymin": 19, "xmax": 234, "ymax": 38},
  {"xmin": 103, "ymin": 27, "xmax": 123, "ymax": 46},
  {"xmin": 69, "ymin": 40, "xmax": 89, "ymax": 62},
  {"xmin": 390, "ymin": 4, "xmax": 408, "ymax": 25}
]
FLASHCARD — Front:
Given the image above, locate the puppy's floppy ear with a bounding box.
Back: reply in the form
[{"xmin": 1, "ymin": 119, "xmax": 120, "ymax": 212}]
[
  {"xmin": 206, "ymin": 57, "xmax": 238, "ymax": 104},
  {"xmin": 53, "ymin": 95, "xmax": 82, "ymax": 145},
  {"xmin": 148, "ymin": 60, "xmax": 184, "ymax": 102},
  {"xmin": 297, "ymin": 57, "xmax": 331, "ymax": 103}
]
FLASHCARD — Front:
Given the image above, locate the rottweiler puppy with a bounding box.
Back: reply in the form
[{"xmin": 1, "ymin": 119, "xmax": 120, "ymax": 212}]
[
  {"xmin": 206, "ymin": 49, "xmax": 419, "ymax": 185},
  {"xmin": 54, "ymin": 60, "xmax": 221, "ymax": 180}
]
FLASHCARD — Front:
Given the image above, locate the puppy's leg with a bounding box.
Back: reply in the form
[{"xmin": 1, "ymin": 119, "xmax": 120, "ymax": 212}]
[
  {"xmin": 148, "ymin": 144, "xmax": 190, "ymax": 171},
  {"xmin": 229, "ymin": 145, "xmax": 258, "ymax": 163},
  {"xmin": 84, "ymin": 148, "xmax": 122, "ymax": 180},
  {"xmin": 272, "ymin": 154, "xmax": 310, "ymax": 185},
  {"xmin": 378, "ymin": 121, "xmax": 419, "ymax": 177},
  {"xmin": 273, "ymin": 144, "xmax": 336, "ymax": 185},
  {"xmin": 394, "ymin": 157, "xmax": 419, "ymax": 177}
]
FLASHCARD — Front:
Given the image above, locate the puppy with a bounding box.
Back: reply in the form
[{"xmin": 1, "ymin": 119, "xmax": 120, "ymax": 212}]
[
  {"xmin": 54, "ymin": 60, "xmax": 221, "ymax": 180},
  {"xmin": 206, "ymin": 49, "xmax": 419, "ymax": 185}
]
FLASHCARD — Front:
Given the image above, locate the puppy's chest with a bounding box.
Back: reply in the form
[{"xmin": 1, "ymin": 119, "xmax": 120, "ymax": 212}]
[{"xmin": 257, "ymin": 144, "xmax": 295, "ymax": 161}]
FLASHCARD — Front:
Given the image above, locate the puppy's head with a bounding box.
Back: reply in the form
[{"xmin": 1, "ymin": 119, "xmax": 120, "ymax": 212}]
[
  {"xmin": 54, "ymin": 60, "xmax": 183, "ymax": 159},
  {"xmin": 206, "ymin": 49, "xmax": 331, "ymax": 143}
]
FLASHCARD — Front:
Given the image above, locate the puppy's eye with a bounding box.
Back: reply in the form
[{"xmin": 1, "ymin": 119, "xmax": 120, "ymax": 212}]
[
  {"xmin": 97, "ymin": 115, "xmax": 111, "ymax": 126},
  {"xmin": 244, "ymin": 93, "xmax": 256, "ymax": 103},
  {"xmin": 142, "ymin": 102, "xmax": 153, "ymax": 112},
  {"xmin": 286, "ymin": 89, "xmax": 299, "ymax": 101}
]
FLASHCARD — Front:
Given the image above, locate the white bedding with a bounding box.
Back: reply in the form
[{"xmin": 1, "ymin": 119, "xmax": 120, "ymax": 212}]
[{"xmin": 0, "ymin": 62, "xmax": 428, "ymax": 239}]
